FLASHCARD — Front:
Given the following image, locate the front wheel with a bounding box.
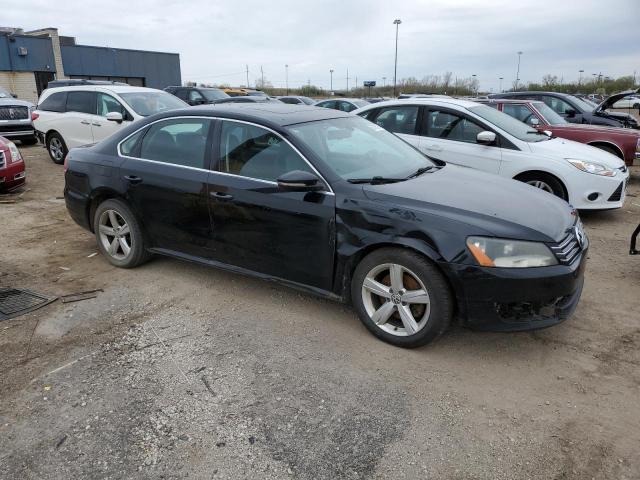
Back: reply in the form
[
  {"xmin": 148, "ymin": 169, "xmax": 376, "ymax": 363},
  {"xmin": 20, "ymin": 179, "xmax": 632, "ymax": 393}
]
[
  {"xmin": 516, "ymin": 172, "xmax": 566, "ymax": 200},
  {"xmin": 351, "ymin": 248, "xmax": 453, "ymax": 348},
  {"xmin": 93, "ymin": 199, "xmax": 150, "ymax": 268}
]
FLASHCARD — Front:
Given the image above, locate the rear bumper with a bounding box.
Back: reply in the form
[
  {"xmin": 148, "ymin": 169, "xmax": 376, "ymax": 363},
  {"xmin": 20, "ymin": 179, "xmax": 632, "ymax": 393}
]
[
  {"xmin": 64, "ymin": 186, "xmax": 92, "ymax": 231},
  {"xmin": 442, "ymin": 251, "xmax": 587, "ymax": 331}
]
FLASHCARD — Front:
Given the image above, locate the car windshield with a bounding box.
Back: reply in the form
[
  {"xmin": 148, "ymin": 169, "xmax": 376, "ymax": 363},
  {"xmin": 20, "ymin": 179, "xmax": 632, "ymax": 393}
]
[
  {"xmin": 533, "ymin": 103, "xmax": 567, "ymax": 125},
  {"xmin": 468, "ymin": 105, "xmax": 549, "ymax": 142},
  {"xmin": 566, "ymin": 95, "xmax": 597, "ymax": 112},
  {"xmin": 287, "ymin": 116, "xmax": 435, "ymax": 181},
  {"xmin": 201, "ymin": 89, "xmax": 228, "ymax": 101},
  {"xmin": 119, "ymin": 91, "xmax": 187, "ymax": 116}
]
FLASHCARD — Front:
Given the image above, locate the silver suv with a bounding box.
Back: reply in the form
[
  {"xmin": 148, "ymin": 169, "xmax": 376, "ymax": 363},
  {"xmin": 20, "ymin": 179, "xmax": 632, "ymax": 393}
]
[{"xmin": 0, "ymin": 87, "xmax": 37, "ymax": 145}]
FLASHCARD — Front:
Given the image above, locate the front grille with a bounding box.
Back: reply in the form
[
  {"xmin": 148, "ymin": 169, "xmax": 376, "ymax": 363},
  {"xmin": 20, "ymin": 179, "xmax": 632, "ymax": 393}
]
[
  {"xmin": 0, "ymin": 151, "xmax": 5, "ymax": 168},
  {"xmin": 0, "ymin": 106, "xmax": 28, "ymax": 120},
  {"xmin": 550, "ymin": 225, "xmax": 585, "ymax": 265},
  {"xmin": 607, "ymin": 182, "xmax": 623, "ymax": 202}
]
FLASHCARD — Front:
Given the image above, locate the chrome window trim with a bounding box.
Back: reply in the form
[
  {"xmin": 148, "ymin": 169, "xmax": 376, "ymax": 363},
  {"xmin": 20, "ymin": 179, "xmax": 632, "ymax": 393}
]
[{"xmin": 116, "ymin": 115, "xmax": 334, "ymax": 194}]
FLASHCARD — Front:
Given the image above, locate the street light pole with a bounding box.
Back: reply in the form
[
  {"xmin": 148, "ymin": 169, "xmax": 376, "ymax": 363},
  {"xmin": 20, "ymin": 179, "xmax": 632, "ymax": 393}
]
[
  {"xmin": 499, "ymin": 77, "xmax": 503, "ymax": 93},
  {"xmin": 393, "ymin": 19, "xmax": 402, "ymax": 97},
  {"xmin": 285, "ymin": 64, "xmax": 289, "ymax": 95},
  {"xmin": 515, "ymin": 51, "xmax": 523, "ymax": 91},
  {"xmin": 578, "ymin": 69, "xmax": 584, "ymax": 87},
  {"xmin": 382, "ymin": 76, "xmax": 386, "ymax": 88},
  {"xmin": 472, "ymin": 74, "xmax": 477, "ymax": 95},
  {"xmin": 329, "ymin": 69, "xmax": 334, "ymax": 92}
]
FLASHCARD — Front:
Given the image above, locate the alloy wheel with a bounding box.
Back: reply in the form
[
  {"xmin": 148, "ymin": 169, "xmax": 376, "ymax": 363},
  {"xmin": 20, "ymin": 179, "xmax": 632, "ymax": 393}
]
[
  {"xmin": 98, "ymin": 209, "xmax": 132, "ymax": 261},
  {"xmin": 361, "ymin": 263, "xmax": 431, "ymax": 336},
  {"xmin": 526, "ymin": 179, "xmax": 554, "ymax": 194},
  {"xmin": 49, "ymin": 138, "xmax": 64, "ymax": 161}
]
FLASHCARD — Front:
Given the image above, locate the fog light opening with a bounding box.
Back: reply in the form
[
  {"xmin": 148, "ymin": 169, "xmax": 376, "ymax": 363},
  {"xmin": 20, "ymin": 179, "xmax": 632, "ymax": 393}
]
[{"xmin": 587, "ymin": 192, "xmax": 600, "ymax": 202}]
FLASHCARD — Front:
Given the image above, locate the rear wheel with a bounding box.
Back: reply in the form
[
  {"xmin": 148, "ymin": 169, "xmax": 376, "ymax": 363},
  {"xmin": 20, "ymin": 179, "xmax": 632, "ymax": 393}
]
[
  {"xmin": 516, "ymin": 172, "xmax": 566, "ymax": 200},
  {"xmin": 46, "ymin": 132, "xmax": 67, "ymax": 164},
  {"xmin": 351, "ymin": 248, "xmax": 453, "ymax": 348},
  {"xmin": 93, "ymin": 199, "xmax": 150, "ymax": 268}
]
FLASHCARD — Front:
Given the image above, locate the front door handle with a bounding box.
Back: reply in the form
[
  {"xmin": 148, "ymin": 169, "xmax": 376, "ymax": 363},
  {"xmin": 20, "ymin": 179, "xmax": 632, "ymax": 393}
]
[
  {"xmin": 124, "ymin": 175, "xmax": 143, "ymax": 184},
  {"xmin": 423, "ymin": 144, "xmax": 442, "ymax": 152},
  {"xmin": 80, "ymin": 120, "xmax": 91, "ymax": 125},
  {"xmin": 210, "ymin": 191, "xmax": 233, "ymax": 200},
  {"xmin": 92, "ymin": 122, "xmax": 101, "ymax": 127}
]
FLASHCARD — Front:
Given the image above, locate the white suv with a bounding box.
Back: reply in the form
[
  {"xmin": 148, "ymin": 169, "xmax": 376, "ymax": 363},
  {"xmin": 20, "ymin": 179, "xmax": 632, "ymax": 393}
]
[
  {"xmin": 33, "ymin": 85, "xmax": 188, "ymax": 163},
  {"xmin": 353, "ymin": 98, "xmax": 629, "ymax": 210}
]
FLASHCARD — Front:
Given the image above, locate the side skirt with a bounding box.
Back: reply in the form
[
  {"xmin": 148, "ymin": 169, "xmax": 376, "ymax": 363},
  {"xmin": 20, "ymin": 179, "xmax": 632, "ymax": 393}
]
[{"xmin": 148, "ymin": 248, "xmax": 345, "ymax": 303}]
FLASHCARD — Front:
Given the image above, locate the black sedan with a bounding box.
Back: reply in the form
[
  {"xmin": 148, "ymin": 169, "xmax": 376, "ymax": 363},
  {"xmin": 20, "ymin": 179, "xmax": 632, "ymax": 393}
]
[{"xmin": 64, "ymin": 104, "xmax": 587, "ymax": 347}]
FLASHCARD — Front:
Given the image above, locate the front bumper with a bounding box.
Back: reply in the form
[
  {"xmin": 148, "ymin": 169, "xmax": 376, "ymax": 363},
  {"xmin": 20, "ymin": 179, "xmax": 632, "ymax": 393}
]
[
  {"xmin": 441, "ymin": 251, "xmax": 587, "ymax": 331},
  {"xmin": 569, "ymin": 169, "xmax": 630, "ymax": 210},
  {"xmin": 0, "ymin": 121, "xmax": 35, "ymax": 139},
  {"xmin": 0, "ymin": 161, "xmax": 26, "ymax": 191}
]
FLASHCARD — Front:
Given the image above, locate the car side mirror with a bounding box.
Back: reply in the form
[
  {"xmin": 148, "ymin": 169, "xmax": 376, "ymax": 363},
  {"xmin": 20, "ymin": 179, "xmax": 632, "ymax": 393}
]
[
  {"xmin": 530, "ymin": 117, "xmax": 540, "ymax": 126},
  {"xmin": 11, "ymin": 93, "xmax": 17, "ymax": 98},
  {"xmin": 106, "ymin": 112, "xmax": 123, "ymax": 123},
  {"xmin": 192, "ymin": 98, "xmax": 206, "ymax": 105},
  {"xmin": 476, "ymin": 131, "xmax": 497, "ymax": 145},
  {"xmin": 564, "ymin": 108, "xmax": 576, "ymax": 117},
  {"xmin": 277, "ymin": 170, "xmax": 324, "ymax": 192}
]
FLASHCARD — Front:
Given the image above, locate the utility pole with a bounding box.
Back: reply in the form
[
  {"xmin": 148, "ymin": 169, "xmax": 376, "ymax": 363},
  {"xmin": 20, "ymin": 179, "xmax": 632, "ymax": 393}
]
[
  {"xmin": 330, "ymin": 69, "xmax": 334, "ymax": 92},
  {"xmin": 578, "ymin": 69, "xmax": 584, "ymax": 87},
  {"xmin": 393, "ymin": 19, "xmax": 402, "ymax": 97},
  {"xmin": 499, "ymin": 77, "xmax": 503, "ymax": 93},
  {"xmin": 285, "ymin": 64, "xmax": 289, "ymax": 95},
  {"xmin": 346, "ymin": 68, "xmax": 349, "ymax": 91},
  {"xmin": 260, "ymin": 66, "xmax": 264, "ymax": 89},
  {"xmin": 382, "ymin": 76, "xmax": 386, "ymax": 88},
  {"xmin": 246, "ymin": 65, "xmax": 249, "ymax": 88},
  {"xmin": 355, "ymin": 75, "xmax": 358, "ymax": 93},
  {"xmin": 515, "ymin": 51, "xmax": 523, "ymax": 91}
]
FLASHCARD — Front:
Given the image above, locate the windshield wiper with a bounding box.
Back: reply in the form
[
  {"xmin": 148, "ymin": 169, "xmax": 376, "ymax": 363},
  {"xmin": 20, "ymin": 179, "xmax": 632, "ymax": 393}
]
[
  {"xmin": 405, "ymin": 166, "xmax": 437, "ymax": 179},
  {"xmin": 347, "ymin": 176, "xmax": 404, "ymax": 185}
]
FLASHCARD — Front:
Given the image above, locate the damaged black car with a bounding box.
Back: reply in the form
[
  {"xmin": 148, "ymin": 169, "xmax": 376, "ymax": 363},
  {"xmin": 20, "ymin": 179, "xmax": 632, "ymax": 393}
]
[{"xmin": 64, "ymin": 104, "xmax": 587, "ymax": 347}]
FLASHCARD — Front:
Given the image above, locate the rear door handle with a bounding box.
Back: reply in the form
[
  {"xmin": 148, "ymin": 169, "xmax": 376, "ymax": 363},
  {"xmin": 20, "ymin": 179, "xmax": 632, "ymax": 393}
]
[
  {"xmin": 124, "ymin": 175, "xmax": 143, "ymax": 184},
  {"xmin": 80, "ymin": 120, "xmax": 91, "ymax": 125},
  {"xmin": 210, "ymin": 191, "xmax": 233, "ymax": 200}
]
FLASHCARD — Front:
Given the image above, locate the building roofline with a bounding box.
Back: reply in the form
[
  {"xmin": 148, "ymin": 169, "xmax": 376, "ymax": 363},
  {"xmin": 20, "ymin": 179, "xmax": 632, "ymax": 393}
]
[{"xmin": 63, "ymin": 43, "xmax": 179, "ymax": 57}]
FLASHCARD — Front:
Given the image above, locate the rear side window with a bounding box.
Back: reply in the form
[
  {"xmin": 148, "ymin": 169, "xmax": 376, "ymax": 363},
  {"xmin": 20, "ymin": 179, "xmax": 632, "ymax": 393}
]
[
  {"xmin": 374, "ymin": 106, "xmax": 419, "ymax": 134},
  {"xmin": 66, "ymin": 91, "xmax": 97, "ymax": 115},
  {"xmin": 38, "ymin": 92, "xmax": 67, "ymax": 112},
  {"xmin": 120, "ymin": 129, "xmax": 146, "ymax": 156},
  {"xmin": 139, "ymin": 118, "xmax": 211, "ymax": 169},
  {"xmin": 317, "ymin": 100, "xmax": 336, "ymax": 110}
]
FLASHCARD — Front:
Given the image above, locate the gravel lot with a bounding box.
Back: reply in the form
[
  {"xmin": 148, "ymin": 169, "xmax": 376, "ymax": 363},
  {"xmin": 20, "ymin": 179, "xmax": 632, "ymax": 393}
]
[{"xmin": 1, "ymin": 144, "xmax": 639, "ymax": 480}]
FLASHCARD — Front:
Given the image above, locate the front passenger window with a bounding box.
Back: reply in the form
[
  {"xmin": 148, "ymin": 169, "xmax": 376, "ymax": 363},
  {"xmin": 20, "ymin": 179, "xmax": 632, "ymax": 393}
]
[
  {"xmin": 218, "ymin": 121, "xmax": 312, "ymax": 182},
  {"xmin": 139, "ymin": 118, "xmax": 211, "ymax": 169}
]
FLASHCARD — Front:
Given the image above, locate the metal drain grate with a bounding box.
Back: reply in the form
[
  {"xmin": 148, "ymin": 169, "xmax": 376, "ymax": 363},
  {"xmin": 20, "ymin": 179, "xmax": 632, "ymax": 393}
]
[{"xmin": 0, "ymin": 288, "xmax": 57, "ymax": 321}]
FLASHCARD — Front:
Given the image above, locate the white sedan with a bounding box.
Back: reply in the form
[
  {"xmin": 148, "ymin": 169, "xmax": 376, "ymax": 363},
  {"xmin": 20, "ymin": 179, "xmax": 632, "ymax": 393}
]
[{"xmin": 353, "ymin": 98, "xmax": 629, "ymax": 210}]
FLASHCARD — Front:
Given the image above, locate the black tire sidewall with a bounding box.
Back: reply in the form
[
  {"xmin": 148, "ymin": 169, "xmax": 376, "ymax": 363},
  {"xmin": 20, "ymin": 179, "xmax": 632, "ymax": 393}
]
[
  {"xmin": 93, "ymin": 199, "xmax": 148, "ymax": 268},
  {"xmin": 351, "ymin": 248, "xmax": 453, "ymax": 348},
  {"xmin": 518, "ymin": 173, "xmax": 566, "ymax": 200},
  {"xmin": 47, "ymin": 132, "xmax": 67, "ymax": 164}
]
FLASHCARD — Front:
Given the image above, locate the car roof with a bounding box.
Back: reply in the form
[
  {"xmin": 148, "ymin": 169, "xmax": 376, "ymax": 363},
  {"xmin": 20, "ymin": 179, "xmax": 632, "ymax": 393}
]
[
  {"xmin": 355, "ymin": 97, "xmax": 481, "ymax": 111},
  {"xmin": 476, "ymin": 98, "xmax": 546, "ymax": 105},
  {"xmin": 178, "ymin": 103, "xmax": 351, "ymax": 127},
  {"xmin": 44, "ymin": 85, "xmax": 164, "ymax": 95}
]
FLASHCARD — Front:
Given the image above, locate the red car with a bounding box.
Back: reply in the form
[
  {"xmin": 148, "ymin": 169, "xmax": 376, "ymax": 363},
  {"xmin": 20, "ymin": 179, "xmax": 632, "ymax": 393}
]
[
  {"xmin": 478, "ymin": 99, "xmax": 640, "ymax": 166},
  {"xmin": 0, "ymin": 136, "xmax": 26, "ymax": 192}
]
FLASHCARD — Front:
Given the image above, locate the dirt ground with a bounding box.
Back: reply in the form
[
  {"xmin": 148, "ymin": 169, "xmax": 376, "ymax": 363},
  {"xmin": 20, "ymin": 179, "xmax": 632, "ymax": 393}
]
[{"xmin": 1, "ymin": 144, "xmax": 639, "ymax": 480}]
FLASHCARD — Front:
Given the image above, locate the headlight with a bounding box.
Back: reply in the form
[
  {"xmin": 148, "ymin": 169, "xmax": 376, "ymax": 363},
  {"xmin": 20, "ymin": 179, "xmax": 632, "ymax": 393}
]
[
  {"xmin": 7, "ymin": 141, "xmax": 22, "ymax": 164},
  {"xmin": 566, "ymin": 158, "xmax": 615, "ymax": 176},
  {"xmin": 466, "ymin": 236, "xmax": 558, "ymax": 268}
]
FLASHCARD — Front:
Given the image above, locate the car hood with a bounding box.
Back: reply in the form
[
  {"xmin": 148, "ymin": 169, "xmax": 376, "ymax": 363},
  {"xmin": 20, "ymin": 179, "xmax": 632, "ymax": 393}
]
[
  {"xmin": 594, "ymin": 88, "xmax": 640, "ymax": 113},
  {"xmin": 361, "ymin": 164, "xmax": 575, "ymax": 243},
  {"xmin": 527, "ymin": 137, "xmax": 626, "ymax": 169},
  {"xmin": 0, "ymin": 98, "xmax": 34, "ymax": 108},
  {"xmin": 549, "ymin": 123, "xmax": 640, "ymax": 137}
]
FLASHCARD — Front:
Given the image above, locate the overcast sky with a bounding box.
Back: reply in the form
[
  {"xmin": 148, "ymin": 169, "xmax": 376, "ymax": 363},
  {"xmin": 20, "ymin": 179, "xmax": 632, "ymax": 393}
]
[{"xmin": 5, "ymin": 0, "xmax": 640, "ymax": 92}]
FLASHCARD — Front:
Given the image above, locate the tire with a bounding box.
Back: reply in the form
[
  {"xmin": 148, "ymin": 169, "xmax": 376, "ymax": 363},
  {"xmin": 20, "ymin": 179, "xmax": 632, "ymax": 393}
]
[
  {"xmin": 351, "ymin": 247, "xmax": 453, "ymax": 348},
  {"xmin": 93, "ymin": 199, "xmax": 151, "ymax": 268},
  {"xmin": 593, "ymin": 144, "xmax": 623, "ymax": 160},
  {"xmin": 46, "ymin": 132, "xmax": 67, "ymax": 164},
  {"xmin": 20, "ymin": 136, "xmax": 38, "ymax": 146},
  {"xmin": 516, "ymin": 172, "xmax": 566, "ymax": 200},
  {"xmin": 632, "ymin": 103, "xmax": 639, "ymax": 109}
]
